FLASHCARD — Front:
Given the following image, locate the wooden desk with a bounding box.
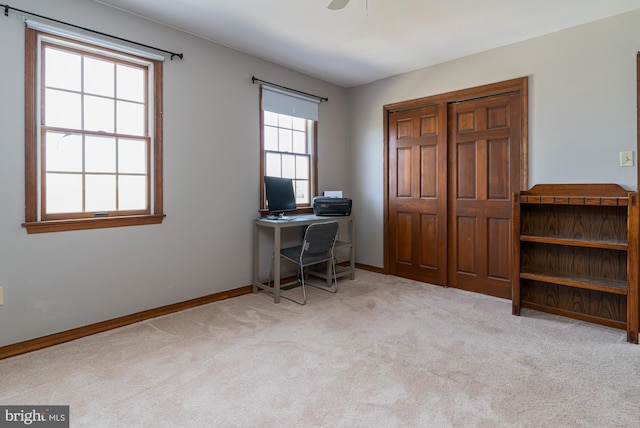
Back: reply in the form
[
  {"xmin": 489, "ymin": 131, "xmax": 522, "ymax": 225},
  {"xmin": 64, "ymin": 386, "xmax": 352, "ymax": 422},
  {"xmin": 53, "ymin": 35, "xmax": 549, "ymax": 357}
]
[{"xmin": 253, "ymin": 214, "xmax": 355, "ymax": 303}]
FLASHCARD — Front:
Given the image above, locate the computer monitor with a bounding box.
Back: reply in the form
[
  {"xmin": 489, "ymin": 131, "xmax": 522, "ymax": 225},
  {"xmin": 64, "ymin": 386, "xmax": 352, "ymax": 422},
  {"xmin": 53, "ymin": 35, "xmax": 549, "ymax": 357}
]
[{"xmin": 264, "ymin": 176, "xmax": 297, "ymax": 219}]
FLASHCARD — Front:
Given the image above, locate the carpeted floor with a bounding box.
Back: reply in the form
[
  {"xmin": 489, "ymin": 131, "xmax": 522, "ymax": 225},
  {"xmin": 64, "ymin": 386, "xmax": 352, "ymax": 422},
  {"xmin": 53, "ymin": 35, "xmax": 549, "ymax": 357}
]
[{"xmin": 1, "ymin": 270, "xmax": 639, "ymax": 427}]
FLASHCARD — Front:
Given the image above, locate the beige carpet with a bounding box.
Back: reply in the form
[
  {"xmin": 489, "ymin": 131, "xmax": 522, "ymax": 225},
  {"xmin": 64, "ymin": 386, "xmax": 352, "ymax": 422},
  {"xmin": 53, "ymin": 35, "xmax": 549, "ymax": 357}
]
[{"xmin": 1, "ymin": 270, "xmax": 639, "ymax": 427}]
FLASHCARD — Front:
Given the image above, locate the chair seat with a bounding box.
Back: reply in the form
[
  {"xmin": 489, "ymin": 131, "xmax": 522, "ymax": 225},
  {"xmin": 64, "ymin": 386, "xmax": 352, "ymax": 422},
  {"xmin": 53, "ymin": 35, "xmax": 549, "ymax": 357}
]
[{"xmin": 280, "ymin": 246, "xmax": 333, "ymax": 266}]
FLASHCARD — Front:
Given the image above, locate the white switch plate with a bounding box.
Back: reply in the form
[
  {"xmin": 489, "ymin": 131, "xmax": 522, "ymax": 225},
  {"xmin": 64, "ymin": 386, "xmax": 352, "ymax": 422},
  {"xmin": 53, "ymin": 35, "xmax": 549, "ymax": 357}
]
[
  {"xmin": 620, "ymin": 151, "xmax": 634, "ymax": 167},
  {"xmin": 0, "ymin": 286, "xmax": 3, "ymax": 305}
]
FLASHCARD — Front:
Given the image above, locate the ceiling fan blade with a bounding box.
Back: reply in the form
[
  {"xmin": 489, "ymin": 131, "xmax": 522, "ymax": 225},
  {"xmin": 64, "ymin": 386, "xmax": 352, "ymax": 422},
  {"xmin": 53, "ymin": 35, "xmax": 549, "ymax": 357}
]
[{"xmin": 328, "ymin": 0, "xmax": 350, "ymax": 10}]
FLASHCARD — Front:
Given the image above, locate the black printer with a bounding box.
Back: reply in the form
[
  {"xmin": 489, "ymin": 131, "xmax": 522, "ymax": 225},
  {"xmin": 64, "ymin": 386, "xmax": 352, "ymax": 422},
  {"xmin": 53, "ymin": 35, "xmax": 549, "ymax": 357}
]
[{"xmin": 313, "ymin": 197, "xmax": 352, "ymax": 216}]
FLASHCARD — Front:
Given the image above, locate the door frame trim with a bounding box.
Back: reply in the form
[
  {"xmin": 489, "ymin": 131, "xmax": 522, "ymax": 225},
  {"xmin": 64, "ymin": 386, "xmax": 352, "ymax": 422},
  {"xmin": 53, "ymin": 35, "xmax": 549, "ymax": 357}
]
[
  {"xmin": 636, "ymin": 52, "xmax": 640, "ymax": 190},
  {"xmin": 383, "ymin": 76, "xmax": 529, "ymax": 273}
]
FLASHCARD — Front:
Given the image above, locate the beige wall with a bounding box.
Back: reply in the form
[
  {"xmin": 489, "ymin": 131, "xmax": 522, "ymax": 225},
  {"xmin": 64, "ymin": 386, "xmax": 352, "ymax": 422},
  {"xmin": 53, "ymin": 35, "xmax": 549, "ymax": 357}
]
[
  {"xmin": 0, "ymin": 0, "xmax": 350, "ymax": 346},
  {"xmin": 348, "ymin": 10, "xmax": 640, "ymax": 268}
]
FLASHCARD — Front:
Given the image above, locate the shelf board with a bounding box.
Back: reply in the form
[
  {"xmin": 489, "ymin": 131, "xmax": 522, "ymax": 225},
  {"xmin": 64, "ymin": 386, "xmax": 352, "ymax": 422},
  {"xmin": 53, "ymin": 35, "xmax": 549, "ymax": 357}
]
[
  {"xmin": 334, "ymin": 240, "xmax": 352, "ymax": 249},
  {"xmin": 520, "ymin": 271, "xmax": 628, "ymax": 295},
  {"xmin": 520, "ymin": 235, "xmax": 628, "ymax": 251},
  {"xmin": 520, "ymin": 195, "xmax": 628, "ymax": 206},
  {"xmin": 520, "ymin": 302, "xmax": 627, "ymax": 330}
]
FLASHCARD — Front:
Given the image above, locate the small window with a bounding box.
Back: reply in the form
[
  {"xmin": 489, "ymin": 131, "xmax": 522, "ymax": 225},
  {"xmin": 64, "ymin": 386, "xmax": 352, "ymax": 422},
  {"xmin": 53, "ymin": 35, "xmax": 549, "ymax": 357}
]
[
  {"xmin": 23, "ymin": 28, "xmax": 165, "ymax": 233},
  {"xmin": 259, "ymin": 87, "xmax": 318, "ymax": 212},
  {"xmin": 263, "ymin": 111, "xmax": 314, "ymax": 205}
]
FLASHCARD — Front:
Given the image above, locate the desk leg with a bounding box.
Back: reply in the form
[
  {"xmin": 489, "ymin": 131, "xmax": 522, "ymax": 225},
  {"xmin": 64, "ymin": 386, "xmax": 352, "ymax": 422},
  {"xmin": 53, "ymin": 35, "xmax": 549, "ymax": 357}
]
[
  {"xmin": 349, "ymin": 218, "xmax": 356, "ymax": 279},
  {"xmin": 273, "ymin": 225, "xmax": 281, "ymax": 303},
  {"xmin": 253, "ymin": 224, "xmax": 259, "ymax": 294}
]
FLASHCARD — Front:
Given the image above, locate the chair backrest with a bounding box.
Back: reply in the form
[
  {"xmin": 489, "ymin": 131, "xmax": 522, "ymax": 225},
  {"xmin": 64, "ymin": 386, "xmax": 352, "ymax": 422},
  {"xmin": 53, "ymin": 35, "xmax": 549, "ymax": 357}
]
[{"xmin": 301, "ymin": 221, "xmax": 339, "ymax": 262}]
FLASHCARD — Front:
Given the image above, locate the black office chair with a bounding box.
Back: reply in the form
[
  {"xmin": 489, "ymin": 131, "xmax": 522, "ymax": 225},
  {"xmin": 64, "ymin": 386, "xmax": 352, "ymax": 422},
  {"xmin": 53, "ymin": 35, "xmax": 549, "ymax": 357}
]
[{"xmin": 271, "ymin": 221, "xmax": 339, "ymax": 305}]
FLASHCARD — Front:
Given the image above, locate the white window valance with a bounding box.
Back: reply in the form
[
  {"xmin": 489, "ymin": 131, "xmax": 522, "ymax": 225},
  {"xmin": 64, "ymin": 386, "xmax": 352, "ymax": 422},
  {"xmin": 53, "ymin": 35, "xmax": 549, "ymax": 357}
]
[{"xmin": 261, "ymin": 85, "xmax": 320, "ymax": 121}]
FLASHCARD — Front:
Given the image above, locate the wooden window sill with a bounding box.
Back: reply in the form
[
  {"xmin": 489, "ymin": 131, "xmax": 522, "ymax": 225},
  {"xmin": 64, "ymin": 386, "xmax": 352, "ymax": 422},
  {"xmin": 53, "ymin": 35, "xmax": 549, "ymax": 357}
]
[{"xmin": 23, "ymin": 214, "xmax": 166, "ymax": 234}]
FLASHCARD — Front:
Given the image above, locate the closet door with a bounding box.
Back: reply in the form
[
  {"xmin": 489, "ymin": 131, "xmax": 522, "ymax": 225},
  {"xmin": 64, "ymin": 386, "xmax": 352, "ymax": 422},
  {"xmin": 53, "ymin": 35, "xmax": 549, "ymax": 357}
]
[
  {"xmin": 385, "ymin": 78, "xmax": 526, "ymax": 298},
  {"xmin": 447, "ymin": 93, "xmax": 521, "ymax": 299},
  {"xmin": 388, "ymin": 104, "xmax": 448, "ymax": 285}
]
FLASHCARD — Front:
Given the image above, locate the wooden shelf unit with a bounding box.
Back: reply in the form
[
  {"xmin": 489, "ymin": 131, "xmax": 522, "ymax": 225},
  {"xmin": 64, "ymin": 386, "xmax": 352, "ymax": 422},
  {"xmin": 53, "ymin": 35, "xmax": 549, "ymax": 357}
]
[{"xmin": 512, "ymin": 184, "xmax": 639, "ymax": 343}]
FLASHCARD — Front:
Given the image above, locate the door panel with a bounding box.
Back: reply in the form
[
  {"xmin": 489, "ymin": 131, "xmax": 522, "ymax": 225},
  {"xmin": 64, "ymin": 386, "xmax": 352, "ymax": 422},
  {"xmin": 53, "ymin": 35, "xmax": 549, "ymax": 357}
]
[
  {"xmin": 389, "ymin": 105, "xmax": 448, "ymax": 285},
  {"xmin": 487, "ymin": 217, "xmax": 510, "ymax": 280},
  {"xmin": 397, "ymin": 147, "xmax": 412, "ymax": 197},
  {"xmin": 457, "ymin": 141, "xmax": 477, "ymax": 199},
  {"xmin": 396, "ymin": 212, "xmax": 413, "ymax": 263},
  {"xmin": 488, "ymin": 139, "xmax": 509, "ymax": 199},
  {"xmin": 421, "ymin": 145, "xmax": 438, "ymax": 197},
  {"xmin": 420, "ymin": 214, "xmax": 438, "ymax": 268},
  {"xmin": 448, "ymin": 93, "xmax": 521, "ymax": 298},
  {"xmin": 456, "ymin": 216, "xmax": 477, "ymax": 274}
]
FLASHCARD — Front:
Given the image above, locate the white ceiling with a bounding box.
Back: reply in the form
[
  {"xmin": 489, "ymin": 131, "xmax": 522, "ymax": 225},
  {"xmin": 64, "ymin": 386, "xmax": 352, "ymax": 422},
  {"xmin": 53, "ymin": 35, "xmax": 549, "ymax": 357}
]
[{"xmin": 94, "ymin": 0, "xmax": 640, "ymax": 88}]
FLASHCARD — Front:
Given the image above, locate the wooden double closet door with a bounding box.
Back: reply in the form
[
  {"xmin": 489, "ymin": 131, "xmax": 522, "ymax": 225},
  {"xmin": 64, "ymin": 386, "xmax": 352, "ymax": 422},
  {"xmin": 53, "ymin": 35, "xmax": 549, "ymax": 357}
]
[{"xmin": 387, "ymin": 78, "xmax": 527, "ymax": 299}]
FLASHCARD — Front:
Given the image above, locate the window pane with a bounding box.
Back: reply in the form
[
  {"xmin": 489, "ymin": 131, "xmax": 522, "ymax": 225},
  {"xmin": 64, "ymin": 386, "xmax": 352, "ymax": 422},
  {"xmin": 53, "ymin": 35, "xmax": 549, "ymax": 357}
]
[
  {"xmin": 45, "ymin": 89, "xmax": 81, "ymax": 129},
  {"xmin": 296, "ymin": 155, "xmax": 309, "ymax": 180},
  {"xmin": 294, "ymin": 180, "xmax": 309, "ymax": 204},
  {"xmin": 281, "ymin": 154, "xmax": 295, "ymax": 179},
  {"xmin": 119, "ymin": 175, "xmax": 147, "ymax": 210},
  {"xmin": 278, "ymin": 114, "xmax": 292, "ymax": 129},
  {"xmin": 265, "ymin": 152, "xmax": 281, "ymax": 177},
  {"xmin": 85, "ymin": 174, "xmax": 116, "ymax": 212},
  {"xmin": 264, "ymin": 126, "xmax": 278, "ymax": 151},
  {"xmin": 45, "ymin": 47, "xmax": 81, "ymax": 92},
  {"xmin": 279, "ymin": 128, "xmax": 292, "ymax": 152},
  {"xmin": 117, "ymin": 64, "xmax": 145, "ymax": 102},
  {"xmin": 117, "ymin": 100, "xmax": 145, "ymax": 135},
  {"xmin": 45, "ymin": 132, "xmax": 82, "ymax": 172},
  {"xmin": 84, "ymin": 95, "xmax": 114, "ymax": 132},
  {"xmin": 85, "ymin": 136, "xmax": 116, "ymax": 173},
  {"xmin": 264, "ymin": 111, "xmax": 278, "ymax": 126},
  {"xmin": 46, "ymin": 173, "xmax": 82, "ymax": 213},
  {"xmin": 292, "ymin": 117, "xmax": 306, "ymax": 131},
  {"xmin": 292, "ymin": 130, "xmax": 306, "ymax": 154},
  {"xmin": 84, "ymin": 57, "xmax": 114, "ymax": 97},
  {"xmin": 118, "ymin": 139, "xmax": 147, "ymax": 174}
]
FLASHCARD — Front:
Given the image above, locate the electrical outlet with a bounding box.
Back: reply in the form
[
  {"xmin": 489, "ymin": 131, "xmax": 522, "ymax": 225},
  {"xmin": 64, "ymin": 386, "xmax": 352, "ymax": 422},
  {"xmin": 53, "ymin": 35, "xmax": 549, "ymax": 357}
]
[
  {"xmin": 620, "ymin": 151, "xmax": 634, "ymax": 167},
  {"xmin": 0, "ymin": 286, "xmax": 3, "ymax": 305}
]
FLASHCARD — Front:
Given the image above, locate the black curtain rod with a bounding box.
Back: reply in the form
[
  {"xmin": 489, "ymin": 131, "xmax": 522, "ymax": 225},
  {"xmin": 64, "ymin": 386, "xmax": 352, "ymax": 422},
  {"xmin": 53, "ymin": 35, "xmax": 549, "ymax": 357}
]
[
  {"xmin": 252, "ymin": 76, "xmax": 328, "ymax": 102},
  {"xmin": 1, "ymin": 3, "xmax": 184, "ymax": 60}
]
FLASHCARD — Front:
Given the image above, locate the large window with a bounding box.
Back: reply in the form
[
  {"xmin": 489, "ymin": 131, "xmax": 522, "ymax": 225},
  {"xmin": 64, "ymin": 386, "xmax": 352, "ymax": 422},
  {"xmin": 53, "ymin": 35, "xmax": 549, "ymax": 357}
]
[
  {"xmin": 23, "ymin": 28, "xmax": 165, "ymax": 233},
  {"xmin": 260, "ymin": 86, "xmax": 318, "ymax": 212}
]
